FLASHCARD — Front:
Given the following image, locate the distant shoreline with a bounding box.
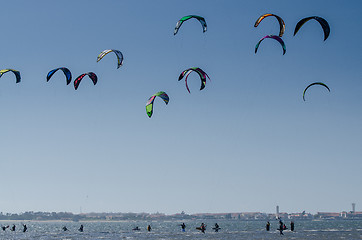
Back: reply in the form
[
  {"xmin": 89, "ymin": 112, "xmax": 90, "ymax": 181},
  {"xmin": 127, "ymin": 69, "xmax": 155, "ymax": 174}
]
[{"xmin": 0, "ymin": 211, "xmax": 360, "ymax": 222}]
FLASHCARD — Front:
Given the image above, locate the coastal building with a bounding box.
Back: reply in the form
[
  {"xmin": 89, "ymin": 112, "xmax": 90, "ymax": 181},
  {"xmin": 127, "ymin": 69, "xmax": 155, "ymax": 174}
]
[
  {"xmin": 316, "ymin": 212, "xmax": 341, "ymax": 219},
  {"xmin": 288, "ymin": 212, "xmax": 313, "ymax": 220}
]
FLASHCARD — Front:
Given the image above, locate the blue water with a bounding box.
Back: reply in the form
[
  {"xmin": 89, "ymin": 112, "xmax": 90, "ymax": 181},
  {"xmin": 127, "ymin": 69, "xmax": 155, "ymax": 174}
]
[{"xmin": 0, "ymin": 219, "xmax": 361, "ymax": 239}]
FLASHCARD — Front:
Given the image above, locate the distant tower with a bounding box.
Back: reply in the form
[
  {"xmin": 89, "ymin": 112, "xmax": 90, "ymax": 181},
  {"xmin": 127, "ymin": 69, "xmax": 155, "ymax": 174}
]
[
  {"xmin": 352, "ymin": 203, "xmax": 356, "ymax": 213},
  {"xmin": 276, "ymin": 205, "xmax": 280, "ymax": 218}
]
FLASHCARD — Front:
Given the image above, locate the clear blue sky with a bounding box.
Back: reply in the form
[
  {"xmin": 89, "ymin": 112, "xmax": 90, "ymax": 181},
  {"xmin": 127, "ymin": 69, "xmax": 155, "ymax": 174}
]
[{"xmin": 0, "ymin": 0, "xmax": 361, "ymax": 215}]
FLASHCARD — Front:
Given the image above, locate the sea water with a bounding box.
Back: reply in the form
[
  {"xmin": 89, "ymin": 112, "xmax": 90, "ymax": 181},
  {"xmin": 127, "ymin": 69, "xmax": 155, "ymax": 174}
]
[{"xmin": 0, "ymin": 219, "xmax": 361, "ymax": 239}]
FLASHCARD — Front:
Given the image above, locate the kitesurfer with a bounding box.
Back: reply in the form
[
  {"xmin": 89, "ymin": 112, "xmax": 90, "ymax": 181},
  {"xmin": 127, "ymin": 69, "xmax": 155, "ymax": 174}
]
[
  {"xmin": 266, "ymin": 221, "xmax": 270, "ymax": 231},
  {"xmin": 10, "ymin": 224, "xmax": 15, "ymax": 231},
  {"xmin": 23, "ymin": 224, "xmax": 27, "ymax": 232},
  {"xmin": 278, "ymin": 219, "xmax": 284, "ymax": 235},
  {"xmin": 290, "ymin": 221, "xmax": 295, "ymax": 231},
  {"xmin": 132, "ymin": 226, "xmax": 140, "ymax": 231},
  {"xmin": 79, "ymin": 224, "xmax": 83, "ymax": 232},
  {"xmin": 200, "ymin": 223, "xmax": 206, "ymax": 233},
  {"xmin": 213, "ymin": 223, "xmax": 220, "ymax": 232},
  {"xmin": 62, "ymin": 226, "xmax": 68, "ymax": 231},
  {"xmin": 147, "ymin": 225, "xmax": 151, "ymax": 232},
  {"xmin": 180, "ymin": 222, "xmax": 186, "ymax": 231},
  {"xmin": 1, "ymin": 225, "xmax": 9, "ymax": 231}
]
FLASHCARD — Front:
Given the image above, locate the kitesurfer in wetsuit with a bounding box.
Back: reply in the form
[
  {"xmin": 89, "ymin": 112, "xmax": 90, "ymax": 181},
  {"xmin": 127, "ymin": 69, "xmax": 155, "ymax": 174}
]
[
  {"xmin": 23, "ymin": 224, "xmax": 27, "ymax": 232},
  {"xmin": 180, "ymin": 222, "xmax": 186, "ymax": 231},
  {"xmin": 266, "ymin": 221, "xmax": 270, "ymax": 231},
  {"xmin": 147, "ymin": 225, "xmax": 151, "ymax": 232},
  {"xmin": 79, "ymin": 225, "xmax": 83, "ymax": 232},
  {"xmin": 62, "ymin": 226, "xmax": 68, "ymax": 231},
  {"xmin": 132, "ymin": 226, "xmax": 140, "ymax": 231},
  {"xmin": 290, "ymin": 221, "xmax": 294, "ymax": 231},
  {"xmin": 10, "ymin": 224, "xmax": 15, "ymax": 231}
]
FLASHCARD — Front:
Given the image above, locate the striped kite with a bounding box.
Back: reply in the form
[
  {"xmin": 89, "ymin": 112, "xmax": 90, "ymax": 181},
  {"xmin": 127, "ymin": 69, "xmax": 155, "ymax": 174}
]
[
  {"xmin": 174, "ymin": 15, "xmax": 207, "ymax": 35},
  {"xmin": 146, "ymin": 91, "xmax": 169, "ymax": 118},
  {"xmin": 0, "ymin": 69, "xmax": 21, "ymax": 83},
  {"xmin": 254, "ymin": 13, "xmax": 285, "ymax": 37},
  {"xmin": 97, "ymin": 49, "xmax": 124, "ymax": 69},
  {"xmin": 178, "ymin": 67, "xmax": 210, "ymax": 93}
]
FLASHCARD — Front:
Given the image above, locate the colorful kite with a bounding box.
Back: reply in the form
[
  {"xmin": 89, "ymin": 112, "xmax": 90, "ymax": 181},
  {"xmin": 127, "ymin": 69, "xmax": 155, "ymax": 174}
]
[
  {"xmin": 74, "ymin": 72, "xmax": 98, "ymax": 90},
  {"xmin": 0, "ymin": 69, "xmax": 21, "ymax": 83},
  {"xmin": 46, "ymin": 67, "xmax": 72, "ymax": 85},
  {"xmin": 97, "ymin": 49, "xmax": 124, "ymax": 69},
  {"xmin": 254, "ymin": 13, "xmax": 285, "ymax": 37},
  {"xmin": 178, "ymin": 67, "xmax": 210, "ymax": 93},
  {"xmin": 146, "ymin": 91, "xmax": 169, "ymax": 118},
  {"xmin": 255, "ymin": 35, "xmax": 286, "ymax": 55},
  {"xmin": 174, "ymin": 15, "xmax": 207, "ymax": 35}
]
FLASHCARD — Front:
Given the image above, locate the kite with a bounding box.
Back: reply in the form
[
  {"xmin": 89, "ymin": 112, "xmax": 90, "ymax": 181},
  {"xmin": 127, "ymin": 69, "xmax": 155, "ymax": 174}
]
[
  {"xmin": 146, "ymin": 91, "xmax": 169, "ymax": 118},
  {"xmin": 255, "ymin": 35, "xmax": 286, "ymax": 55},
  {"xmin": 294, "ymin": 16, "xmax": 330, "ymax": 41},
  {"xmin": 303, "ymin": 82, "xmax": 330, "ymax": 101},
  {"xmin": 0, "ymin": 69, "xmax": 21, "ymax": 83},
  {"xmin": 174, "ymin": 15, "xmax": 207, "ymax": 35},
  {"xmin": 97, "ymin": 49, "xmax": 124, "ymax": 69},
  {"xmin": 74, "ymin": 72, "xmax": 98, "ymax": 90},
  {"xmin": 178, "ymin": 67, "xmax": 210, "ymax": 93},
  {"xmin": 254, "ymin": 13, "xmax": 286, "ymax": 37},
  {"xmin": 46, "ymin": 67, "xmax": 72, "ymax": 85}
]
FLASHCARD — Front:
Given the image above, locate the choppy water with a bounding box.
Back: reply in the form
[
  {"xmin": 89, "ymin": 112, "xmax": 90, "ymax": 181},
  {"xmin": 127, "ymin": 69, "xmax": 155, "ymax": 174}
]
[{"xmin": 0, "ymin": 219, "xmax": 361, "ymax": 239}]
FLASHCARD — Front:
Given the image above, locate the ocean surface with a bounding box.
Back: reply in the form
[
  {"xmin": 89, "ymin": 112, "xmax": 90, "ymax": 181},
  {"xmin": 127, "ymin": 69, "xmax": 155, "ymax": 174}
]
[{"xmin": 0, "ymin": 219, "xmax": 361, "ymax": 239}]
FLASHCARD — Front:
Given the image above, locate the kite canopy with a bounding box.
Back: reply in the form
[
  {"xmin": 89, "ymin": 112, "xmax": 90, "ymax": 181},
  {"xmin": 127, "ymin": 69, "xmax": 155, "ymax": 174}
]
[
  {"xmin": 254, "ymin": 13, "xmax": 286, "ymax": 37},
  {"xmin": 97, "ymin": 49, "xmax": 124, "ymax": 69},
  {"xmin": 174, "ymin": 15, "xmax": 207, "ymax": 35},
  {"xmin": 303, "ymin": 82, "xmax": 330, "ymax": 101},
  {"xmin": 146, "ymin": 91, "xmax": 169, "ymax": 118},
  {"xmin": 0, "ymin": 69, "xmax": 21, "ymax": 83},
  {"xmin": 255, "ymin": 35, "xmax": 286, "ymax": 55},
  {"xmin": 74, "ymin": 72, "xmax": 98, "ymax": 90},
  {"xmin": 46, "ymin": 67, "xmax": 72, "ymax": 85},
  {"xmin": 178, "ymin": 67, "xmax": 210, "ymax": 93},
  {"xmin": 294, "ymin": 16, "xmax": 330, "ymax": 41}
]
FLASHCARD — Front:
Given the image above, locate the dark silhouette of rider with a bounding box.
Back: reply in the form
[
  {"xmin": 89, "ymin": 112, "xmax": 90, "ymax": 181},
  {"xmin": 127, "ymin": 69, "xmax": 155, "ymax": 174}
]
[
  {"xmin": 266, "ymin": 221, "xmax": 270, "ymax": 231},
  {"xmin": 279, "ymin": 219, "xmax": 284, "ymax": 235},
  {"xmin": 290, "ymin": 221, "xmax": 295, "ymax": 231},
  {"xmin": 200, "ymin": 223, "xmax": 206, "ymax": 233}
]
